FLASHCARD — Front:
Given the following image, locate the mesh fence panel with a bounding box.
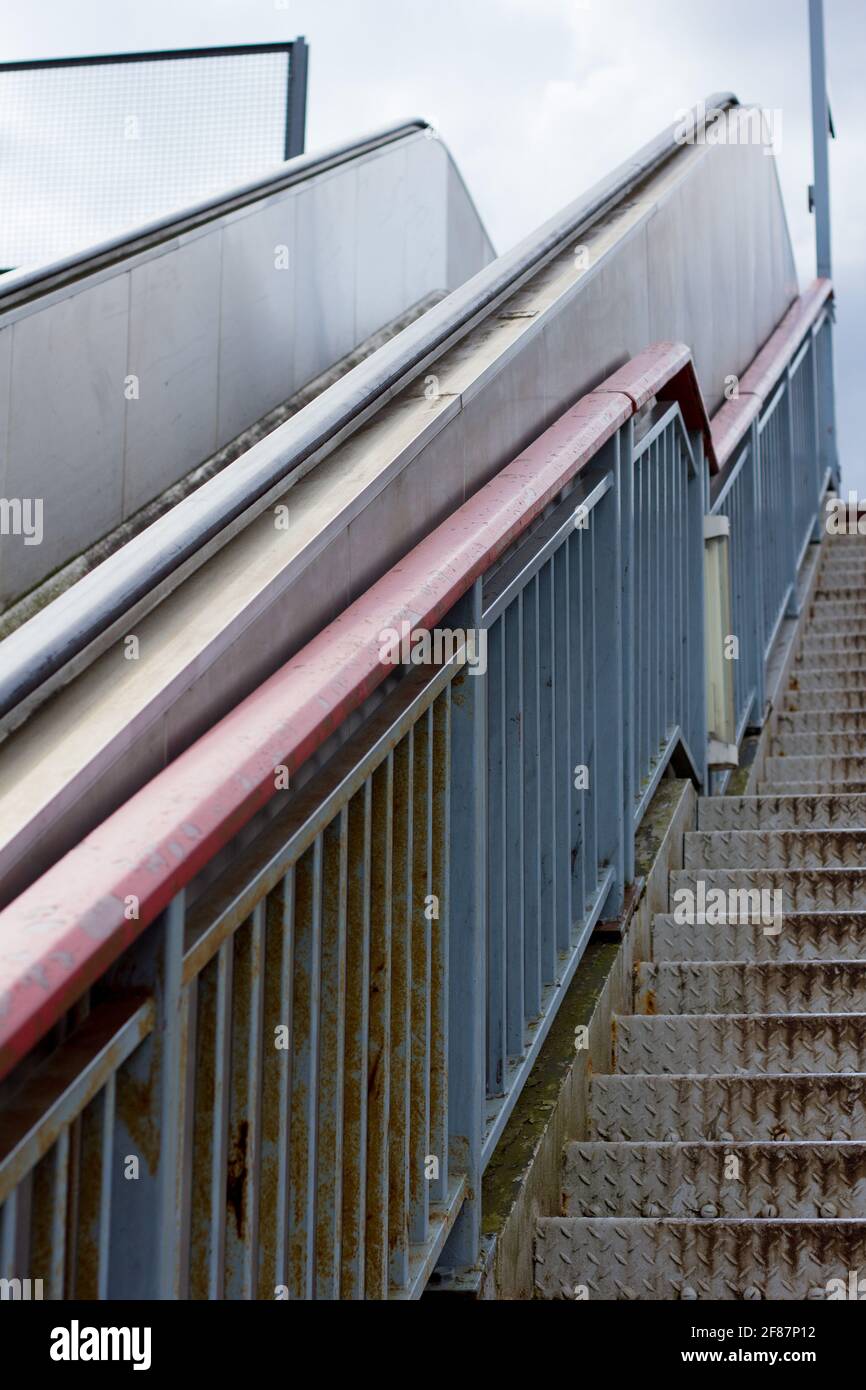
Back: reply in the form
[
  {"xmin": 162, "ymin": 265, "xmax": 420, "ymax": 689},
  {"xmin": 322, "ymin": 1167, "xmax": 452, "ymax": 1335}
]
[{"xmin": 0, "ymin": 46, "xmax": 298, "ymax": 270}]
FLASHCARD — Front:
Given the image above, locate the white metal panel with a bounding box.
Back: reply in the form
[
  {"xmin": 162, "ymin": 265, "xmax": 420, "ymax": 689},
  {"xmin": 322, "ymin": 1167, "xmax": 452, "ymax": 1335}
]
[
  {"xmin": 354, "ymin": 144, "xmax": 409, "ymax": 342},
  {"xmin": 216, "ymin": 196, "xmax": 296, "ymax": 448},
  {"xmin": 3, "ymin": 275, "xmax": 128, "ymax": 602},
  {"xmin": 124, "ymin": 231, "xmax": 222, "ymax": 515},
  {"xmin": 292, "ymin": 164, "xmax": 358, "ymax": 391}
]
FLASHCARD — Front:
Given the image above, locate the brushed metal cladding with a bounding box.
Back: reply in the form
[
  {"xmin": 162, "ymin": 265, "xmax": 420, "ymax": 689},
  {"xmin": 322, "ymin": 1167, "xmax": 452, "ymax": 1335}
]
[
  {"xmin": 535, "ymin": 1218, "xmax": 866, "ymax": 1300},
  {"xmin": 124, "ymin": 232, "xmax": 223, "ymax": 514},
  {"xmin": 0, "ymin": 130, "xmax": 492, "ymax": 607},
  {"xmin": 2, "ymin": 274, "xmax": 129, "ymax": 597},
  {"xmin": 615, "ymin": 1014, "xmax": 866, "ymax": 1075},
  {"xmin": 562, "ymin": 1143, "xmax": 866, "ymax": 1218},
  {"xmin": 651, "ymin": 911, "xmax": 866, "ymax": 962},
  {"xmin": 215, "ymin": 197, "xmax": 297, "ymax": 449}
]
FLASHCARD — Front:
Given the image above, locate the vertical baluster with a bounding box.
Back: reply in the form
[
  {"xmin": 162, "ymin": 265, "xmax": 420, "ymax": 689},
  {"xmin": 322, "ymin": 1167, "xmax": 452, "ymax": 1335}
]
[
  {"xmin": 486, "ymin": 617, "xmax": 507, "ymax": 1095},
  {"xmin": 388, "ymin": 731, "xmax": 413, "ymax": 1291},
  {"xmin": 504, "ymin": 597, "xmax": 525, "ymax": 1053},
  {"xmin": 537, "ymin": 563, "xmax": 557, "ymax": 984},
  {"xmin": 316, "ymin": 811, "xmax": 349, "ymax": 1299},
  {"xmin": 288, "ymin": 839, "xmax": 322, "ymax": 1299},
  {"xmin": 429, "ymin": 689, "xmax": 451, "ymax": 1210},
  {"xmin": 553, "ymin": 541, "xmax": 572, "ymax": 949},
  {"xmin": 225, "ymin": 905, "xmax": 266, "ymax": 1299},
  {"xmin": 341, "ymin": 784, "xmax": 372, "ymax": 1298},
  {"xmin": 259, "ymin": 870, "xmax": 294, "ymax": 1297},
  {"xmin": 522, "ymin": 576, "xmax": 542, "ymax": 1018},
  {"xmin": 365, "ymin": 756, "xmax": 393, "ymax": 1299},
  {"xmin": 409, "ymin": 711, "xmax": 432, "ymax": 1249}
]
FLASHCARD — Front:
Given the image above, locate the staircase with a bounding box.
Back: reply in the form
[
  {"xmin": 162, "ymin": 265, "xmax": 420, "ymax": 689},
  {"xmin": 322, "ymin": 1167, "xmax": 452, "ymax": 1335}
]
[{"xmin": 535, "ymin": 534, "xmax": 866, "ymax": 1299}]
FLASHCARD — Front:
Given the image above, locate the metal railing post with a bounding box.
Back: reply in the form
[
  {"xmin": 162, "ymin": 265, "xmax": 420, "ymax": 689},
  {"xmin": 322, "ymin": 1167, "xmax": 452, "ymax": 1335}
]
[
  {"xmin": 783, "ymin": 379, "xmax": 801, "ymax": 616},
  {"xmin": 746, "ymin": 426, "xmax": 766, "ymax": 723},
  {"xmin": 106, "ymin": 892, "xmax": 188, "ymax": 1298},
  {"xmin": 688, "ymin": 434, "xmax": 709, "ymax": 789},
  {"xmin": 619, "ymin": 420, "xmax": 635, "ymax": 886},
  {"xmin": 589, "ymin": 432, "xmax": 625, "ymax": 911},
  {"xmin": 437, "ymin": 579, "xmax": 487, "ymax": 1276}
]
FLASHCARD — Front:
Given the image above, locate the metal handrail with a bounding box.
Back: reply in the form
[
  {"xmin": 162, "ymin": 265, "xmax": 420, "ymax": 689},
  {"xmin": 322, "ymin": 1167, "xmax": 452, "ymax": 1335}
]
[{"xmin": 0, "ymin": 93, "xmax": 738, "ymax": 723}]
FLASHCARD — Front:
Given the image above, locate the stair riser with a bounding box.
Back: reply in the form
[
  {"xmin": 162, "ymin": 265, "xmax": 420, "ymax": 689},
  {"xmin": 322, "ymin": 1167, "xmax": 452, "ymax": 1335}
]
[
  {"xmin": 784, "ymin": 690, "xmax": 866, "ymax": 712},
  {"xmin": 763, "ymin": 756, "xmax": 866, "ymax": 782}
]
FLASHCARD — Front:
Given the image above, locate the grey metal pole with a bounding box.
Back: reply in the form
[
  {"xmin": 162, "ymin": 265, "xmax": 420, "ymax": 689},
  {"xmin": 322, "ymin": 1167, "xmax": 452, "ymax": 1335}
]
[{"xmin": 809, "ymin": 0, "xmax": 832, "ymax": 279}]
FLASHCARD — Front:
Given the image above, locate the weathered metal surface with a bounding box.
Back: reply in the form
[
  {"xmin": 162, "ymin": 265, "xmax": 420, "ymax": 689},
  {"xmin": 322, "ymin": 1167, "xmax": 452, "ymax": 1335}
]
[
  {"xmin": 637, "ymin": 962, "xmax": 866, "ymax": 1015},
  {"xmin": 562, "ymin": 1142, "xmax": 866, "ymax": 1218},
  {"xmin": 684, "ymin": 828, "xmax": 866, "ymax": 868},
  {"xmin": 670, "ymin": 867, "xmax": 866, "ymax": 910},
  {"xmin": 772, "ymin": 732, "xmax": 866, "ymax": 755},
  {"xmin": 589, "ymin": 1074, "xmax": 866, "ymax": 1141},
  {"xmin": 535, "ymin": 1218, "xmax": 866, "ymax": 1300},
  {"xmin": 697, "ymin": 794, "xmax": 866, "ymax": 830},
  {"xmin": 616, "ymin": 1014, "xmax": 866, "ymax": 1074},
  {"xmin": 652, "ymin": 911, "xmax": 866, "ymax": 962}
]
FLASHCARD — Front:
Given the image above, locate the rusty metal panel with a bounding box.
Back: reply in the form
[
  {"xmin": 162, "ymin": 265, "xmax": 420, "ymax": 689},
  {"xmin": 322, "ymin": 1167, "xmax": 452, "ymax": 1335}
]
[
  {"xmin": 409, "ymin": 710, "xmax": 432, "ymax": 1249},
  {"xmin": 388, "ymin": 733, "xmax": 413, "ymax": 1292},
  {"xmin": 224, "ymin": 906, "xmax": 266, "ymax": 1300},
  {"xmin": 364, "ymin": 757, "xmax": 393, "ymax": 1299},
  {"xmin": 287, "ymin": 839, "xmax": 322, "ymax": 1299},
  {"xmin": 340, "ymin": 785, "xmax": 371, "ymax": 1300},
  {"xmin": 314, "ymin": 812, "xmax": 349, "ymax": 1300},
  {"xmin": 562, "ymin": 1142, "xmax": 866, "ymax": 1219}
]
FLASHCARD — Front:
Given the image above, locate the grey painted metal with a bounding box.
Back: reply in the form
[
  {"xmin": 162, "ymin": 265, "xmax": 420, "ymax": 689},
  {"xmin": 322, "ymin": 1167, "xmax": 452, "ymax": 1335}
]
[
  {"xmin": 0, "ymin": 93, "xmax": 745, "ymax": 718},
  {"xmin": 809, "ymin": 0, "xmax": 833, "ymax": 280},
  {"xmin": 0, "ymin": 123, "xmax": 494, "ymax": 613},
  {"xmin": 653, "ymin": 911, "xmax": 866, "ymax": 963}
]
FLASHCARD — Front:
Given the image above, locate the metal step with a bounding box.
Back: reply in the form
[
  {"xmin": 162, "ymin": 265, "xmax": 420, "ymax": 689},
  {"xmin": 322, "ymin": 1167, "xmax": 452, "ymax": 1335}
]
[
  {"xmin": 684, "ymin": 828, "xmax": 866, "ymax": 868},
  {"xmin": 788, "ymin": 667, "xmax": 866, "ymax": 691},
  {"xmin": 759, "ymin": 779, "xmax": 866, "ymax": 795},
  {"xmin": 614, "ymin": 1013, "xmax": 866, "ymax": 1073},
  {"xmin": 778, "ymin": 722, "xmax": 866, "ymax": 745},
  {"xmin": 783, "ymin": 688, "xmax": 866, "ymax": 712},
  {"xmin": 697, "ymin": 794, "xmax": 866, "ymax": 830},
  {"xmin": 635, "ymin": 962, "xmax": 866, "ymax": 1015},
  {"xmin": 588, "ymin": 1073, "xmax": 866, "ymax": 1141},
  {"xmin": 535, "ymin": 1217, "xmax": 866, "ymax": 1300},
  {"xmin": 652, "ymin": 911, "xmax": 866, "ymax": 962},
  {"xmin": 561, "ymin": 1142, "xmax": 866, "ymax": 1218},
  {"xmin": 763, "ymin": 754, "xmax": 866, "ymax": 783},
  {"xmin": 670, "ymin": 867, "xmax": 866, "ymax": 911}
]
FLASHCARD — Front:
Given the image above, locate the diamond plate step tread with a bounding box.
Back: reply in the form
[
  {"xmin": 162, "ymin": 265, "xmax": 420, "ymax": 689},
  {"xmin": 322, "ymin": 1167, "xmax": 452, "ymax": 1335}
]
[
  {"xmin": 764, "ymin": 756, "xmax": 866, "ymax": 783},
  {"xmin": 771, "ymin": 733, "xmax": 866, "ymax": 755},
  {"xmin": 776, "ymin": 711, "xmax": 866, "ymax": 733},
  {"xmin": 759, "ymin": 780, "xmax": 866, "ymax": 795},
  {"xmin": 788, "ymin": 668, "xmax": 866, "ymax": 692},
  {"xmin": 651, "ymin": 911, "xmax": 866, "ymax": 962},
  {"xmin": 534, "ymin": 1218, "xmax": 866, "ymax": 1300},
  {"xmin": 635, "ymin": 962, "xmax": 866, "ymax": 1015},
  {"xmin": 684, "ymin": 828, "xmax": 866, "ymax": 869},
  {"xmin": 614, "ymin": 1013, "xmax": 866, "ymax": 1074},
  {"xmin": 697, "ymin": 795, "xmax": 866, "ymax": 831},
  {"xmin": 561, "ymin": 1142, "xmax": 866, "ymax": 1219},
  {"xmin": 588, "ymin": 1074, "xmax": 866, "ymax": 1141},
  {"xmin": 784, "ymin": 689, "xmax": 866, "ymax": 712},
  {"xmin": 670, "ymin": 867, "xmax": 866, "ymax": 911}
]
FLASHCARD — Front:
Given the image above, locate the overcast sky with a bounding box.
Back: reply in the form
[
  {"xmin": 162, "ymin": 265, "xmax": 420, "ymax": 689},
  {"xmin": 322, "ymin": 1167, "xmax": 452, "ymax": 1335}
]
[{"xmin": 4, "ymin": 0, "xmax": 863, "ymax": 483}]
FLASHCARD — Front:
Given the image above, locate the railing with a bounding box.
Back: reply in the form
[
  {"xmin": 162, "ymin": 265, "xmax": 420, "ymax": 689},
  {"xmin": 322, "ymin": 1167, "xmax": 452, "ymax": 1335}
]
[
  {"xmin": 0, "ymin": 284, "xmax": 836, "ymax": 1298},
  {"xmin": 710, "ymin": 278, "xmax": 836, "ymax": 738}
]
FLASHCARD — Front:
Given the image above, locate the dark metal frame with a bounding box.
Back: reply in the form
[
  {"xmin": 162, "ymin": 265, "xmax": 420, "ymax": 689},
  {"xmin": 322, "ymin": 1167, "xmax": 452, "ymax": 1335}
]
[{"xmin": 0, "ymin": 38, "xmax": 309, "ymax": 165}]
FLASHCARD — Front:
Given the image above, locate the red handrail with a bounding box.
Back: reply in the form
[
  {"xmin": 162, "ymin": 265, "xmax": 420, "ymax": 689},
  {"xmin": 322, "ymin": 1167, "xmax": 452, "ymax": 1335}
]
[{"xmin": 0, "ymin": 292, "xmax": 828, "ymax": 1078}]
